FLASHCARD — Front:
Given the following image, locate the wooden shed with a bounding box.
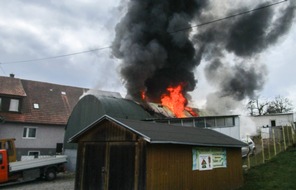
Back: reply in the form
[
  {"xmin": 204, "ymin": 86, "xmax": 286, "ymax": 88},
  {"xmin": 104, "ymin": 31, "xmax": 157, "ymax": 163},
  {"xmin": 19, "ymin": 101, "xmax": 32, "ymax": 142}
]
[{"xmin": 69, "ymin": 115, "xmax": 246, "ymax": 190}]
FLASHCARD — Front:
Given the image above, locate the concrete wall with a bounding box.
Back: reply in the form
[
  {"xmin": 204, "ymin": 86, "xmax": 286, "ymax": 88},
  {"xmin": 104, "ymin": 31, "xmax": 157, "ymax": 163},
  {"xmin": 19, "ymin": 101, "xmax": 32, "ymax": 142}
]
[
  {"xmin": 251, "ymin": 113, "xmax": 294, "ymax": 128},
  {"xmin": 64, "ymin": 149, "xmax": 77, "ymax": 172}
]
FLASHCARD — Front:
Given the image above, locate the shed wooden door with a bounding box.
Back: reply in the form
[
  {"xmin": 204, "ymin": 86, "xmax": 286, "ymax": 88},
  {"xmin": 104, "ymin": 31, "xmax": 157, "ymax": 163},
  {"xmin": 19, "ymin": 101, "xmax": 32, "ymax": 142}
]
[
  {"xmin": 82, "ymin": 142, "xmax": 136, "ymax": 190},
  {"xmin": 82, "ymin": 143, "xmax": 106, "ymax": 190},
  {"xmin": 108, "ymin": 143, "xmax": 135, "ymax": 190}
]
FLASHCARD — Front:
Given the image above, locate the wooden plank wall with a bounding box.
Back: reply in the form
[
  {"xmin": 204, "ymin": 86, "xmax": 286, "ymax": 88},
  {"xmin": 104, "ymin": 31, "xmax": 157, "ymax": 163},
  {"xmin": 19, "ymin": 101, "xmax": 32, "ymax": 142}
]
[
  {"xmin": 77, "ymin": 121, "xmax": 137, "ymax": 142},
  {"xmin": 145, "ymin": 144, "xmax": 243, "ymax": 190}
]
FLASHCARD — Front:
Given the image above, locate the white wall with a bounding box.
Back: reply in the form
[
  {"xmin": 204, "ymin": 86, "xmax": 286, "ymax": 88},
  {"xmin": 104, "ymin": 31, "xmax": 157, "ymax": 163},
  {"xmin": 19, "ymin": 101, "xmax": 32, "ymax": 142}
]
[
  {"xmin": 251, "ymin": 113, "xmax": 294, "ymax": 128},
  {"xmin": 210, "ymin": 117, "xmax": 240, "ymax": 140},
  {"xmin": 0, "ymin": 123, "xmax": 65, "ymax": 149},
  {"xmin": 64, "ymin": 149, "xmax": 77, "ymax": 171}
]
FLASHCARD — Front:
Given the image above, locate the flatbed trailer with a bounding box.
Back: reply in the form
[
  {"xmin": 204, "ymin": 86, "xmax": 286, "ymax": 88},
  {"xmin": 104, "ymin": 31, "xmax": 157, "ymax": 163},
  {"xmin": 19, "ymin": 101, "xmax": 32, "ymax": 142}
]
[
  {"xmin": 10, "ymin": 155, "xmax": 67, "ymax": 172},
  {"xmin": 0, "ymin": 149, "xmax": 67, "ymax": 186}
]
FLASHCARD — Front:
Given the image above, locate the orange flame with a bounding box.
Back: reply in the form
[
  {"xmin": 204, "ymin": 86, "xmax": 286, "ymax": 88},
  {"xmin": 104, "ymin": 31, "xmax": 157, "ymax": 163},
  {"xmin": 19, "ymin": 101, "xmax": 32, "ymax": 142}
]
[
  {"xmin": 185, "ymin": 107, "xmax": 199, "ymax": 117},
  {"xmin": 141, "ymin": 90, "xmax": 146, "ymax": 100},
  {"xmin": 161, "ymin": 84, "xmax": 187, "ymax": 118},
  {"xmin": 141, "ymin": 84, "xmax": 198, "ymax": 118}
]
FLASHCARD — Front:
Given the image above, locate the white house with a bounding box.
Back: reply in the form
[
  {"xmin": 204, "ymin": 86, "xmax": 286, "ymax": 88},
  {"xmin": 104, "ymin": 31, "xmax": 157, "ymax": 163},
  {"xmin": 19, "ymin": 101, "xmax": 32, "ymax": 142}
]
[
  {"xmin": 0, "ymin": 75, "xmax": 87, "ymax": 160},
  {"xmin": 251, "ymin": 113, "xmax": 295, "ymax": 128},
  {"xmin": 250, "ymin": 113, "xmax": 295, "ymax": 139}
]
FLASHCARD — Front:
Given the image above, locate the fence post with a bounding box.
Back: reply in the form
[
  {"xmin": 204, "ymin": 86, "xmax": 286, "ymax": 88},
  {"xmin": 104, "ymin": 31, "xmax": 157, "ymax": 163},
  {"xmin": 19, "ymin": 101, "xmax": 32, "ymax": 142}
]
[
  {"xmin": 247, "ymin": 152, "xmax": 251, "ymax": 169},
  {"xmin": 261, "ymin": 136, "xmax": 265, "ymax": 163},
  {"xmin": 278, "ymin": 126, "xmax": 282, "ymax": 152},
  {"xmin": 287, "ymin": 126, "xmax": 291, "ymax": 146},
  {"xmin": 282, "ymin": 126, "xmax": 287, "ymax": 150},
  {"xmin": 291, "ymin": 126, "xmax": 295, "ymax": 144},
  {"xmin": 272, "ymin": 129, "xmax": 277, "ymax": 156},
  {"xmin": 247, "ymin": 135, "xmax": 251, "ymax": 169},
  {"xmin": 267, "ymin": 137, "xmax": 271, "ymax": 160}
]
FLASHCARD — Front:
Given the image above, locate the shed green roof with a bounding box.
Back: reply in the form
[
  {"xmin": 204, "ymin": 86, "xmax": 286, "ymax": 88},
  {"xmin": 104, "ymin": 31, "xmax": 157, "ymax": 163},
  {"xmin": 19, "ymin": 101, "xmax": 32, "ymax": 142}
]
[{"xmin": 64, "ymin": 94, "xmax": 154, "ymax": 149}]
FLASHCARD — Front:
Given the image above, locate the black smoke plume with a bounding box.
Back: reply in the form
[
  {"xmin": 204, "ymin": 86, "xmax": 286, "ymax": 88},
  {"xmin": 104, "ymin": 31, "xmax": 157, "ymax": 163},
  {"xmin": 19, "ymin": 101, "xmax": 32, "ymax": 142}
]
[
  {"xmin": 112, "ymin": 0, "xmax": 209, "ymax": 102},
  {"xmin": 112, "ymin": 0, "xmax": 295, "ymax": 108}
]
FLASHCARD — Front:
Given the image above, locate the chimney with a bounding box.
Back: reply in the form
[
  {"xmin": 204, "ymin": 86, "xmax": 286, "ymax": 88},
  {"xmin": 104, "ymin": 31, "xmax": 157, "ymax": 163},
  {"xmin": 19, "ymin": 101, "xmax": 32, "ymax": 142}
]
[{"xmin": 10, "ymin": 73, "xmax": 15, "ymax": 78}]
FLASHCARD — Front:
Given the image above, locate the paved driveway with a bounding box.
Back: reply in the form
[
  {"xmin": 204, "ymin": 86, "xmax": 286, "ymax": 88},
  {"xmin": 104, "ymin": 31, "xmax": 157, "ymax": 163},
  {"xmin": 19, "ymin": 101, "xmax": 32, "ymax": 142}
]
[{"xmin": 1, "ymin": 172, "xmax": 75, "ymax": 190}]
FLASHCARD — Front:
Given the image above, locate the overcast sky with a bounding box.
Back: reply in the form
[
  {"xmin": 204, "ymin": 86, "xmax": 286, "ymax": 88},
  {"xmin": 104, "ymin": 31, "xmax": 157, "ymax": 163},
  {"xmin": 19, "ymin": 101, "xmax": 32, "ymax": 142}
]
[{"xmin": 0, "ymin": 0, "xmax": 295, "ymax": 110}]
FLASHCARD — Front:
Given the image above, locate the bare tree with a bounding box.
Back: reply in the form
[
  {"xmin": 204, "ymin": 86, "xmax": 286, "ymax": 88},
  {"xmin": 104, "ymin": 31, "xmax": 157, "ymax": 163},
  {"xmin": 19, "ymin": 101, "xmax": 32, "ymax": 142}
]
[
  {"xmin": 265, "ymin": 95, "xmax": 293, "ymax": 114},
  {"xmin": 248, "ymin": 95, "xmax": 294, "ymax": 115},
  {"xmin": 247, "ymin": 98, "xmax": 269, "ymax": 116}
]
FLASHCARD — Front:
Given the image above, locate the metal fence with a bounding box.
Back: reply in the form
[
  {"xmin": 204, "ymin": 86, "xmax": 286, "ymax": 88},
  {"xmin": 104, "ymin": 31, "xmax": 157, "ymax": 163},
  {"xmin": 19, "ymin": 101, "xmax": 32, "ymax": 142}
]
[{"xmin": 243, "ymin": 125, "xmax": 295, "ymax": 169}]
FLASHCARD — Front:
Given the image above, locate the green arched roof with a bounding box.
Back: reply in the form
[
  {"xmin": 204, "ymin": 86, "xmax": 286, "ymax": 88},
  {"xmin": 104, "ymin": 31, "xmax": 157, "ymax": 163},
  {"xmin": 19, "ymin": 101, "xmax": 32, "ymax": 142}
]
[{"xmin": 64, "ymin": 94, "xmax": 153, "ymax": 149}]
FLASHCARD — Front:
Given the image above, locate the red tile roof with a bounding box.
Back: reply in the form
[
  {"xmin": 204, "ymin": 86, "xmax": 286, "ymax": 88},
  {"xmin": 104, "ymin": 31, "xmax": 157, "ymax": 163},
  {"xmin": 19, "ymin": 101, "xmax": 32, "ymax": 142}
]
[
  {"xmin": 0, "ymin": 76, "xmax": 27, "ymax": 97},
  {"xmin": 0, "ymin": 76, "xmax": 88, "ymax": 125}
]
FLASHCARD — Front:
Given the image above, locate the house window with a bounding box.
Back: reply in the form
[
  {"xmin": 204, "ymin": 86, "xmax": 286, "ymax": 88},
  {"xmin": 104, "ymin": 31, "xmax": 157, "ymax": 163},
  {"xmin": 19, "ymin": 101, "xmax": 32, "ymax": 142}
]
[
  {"xmin": 194, "ymin": 118, "xmax": 206, "ymax": 128},
  {"xmin": 23, "ymin": 127, "xmax": 37, "ymax": 139},
  {"xmin": 271, "ymin": 120, "xmax": 276, "ymax": 127},
  {"xmin": 56, "ymin": 143, "xmax": 63, "ymax": 154},
  {"xmin": 216, "ymin": 118, "xmax": 225, "ymax": 126},
  {"xmin": 9, "ymin": 99, "xmax": 19, "ymax": 112},
  {"xmin": 206, "ymin": 118, "xmax": 216, "ymax": 127},
  {"xmin": 28, "ymin": 151, "xmax": 40, "ymax": 158},
  {"xmin": 225, "ymin": 117, "xmax": 235, "ymax": 126},
  {"xmin": 0, "ymin": 97, "xmax": 20, "ymax": 112}
]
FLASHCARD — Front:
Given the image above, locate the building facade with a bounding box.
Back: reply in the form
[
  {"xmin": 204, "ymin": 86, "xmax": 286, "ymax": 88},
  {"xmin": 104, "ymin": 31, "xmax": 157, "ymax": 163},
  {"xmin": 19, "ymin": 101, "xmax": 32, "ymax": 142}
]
[
  {"xmin": 0, "ymin": 75, "xmax": 89, "ymax": 160},
  {"xmin": 250, "ymin": 113, "xmax": 295, "ymax": 139},
  {"xmin": 251, "ymin": 113, "xmax": 295, "ymax": 128}
]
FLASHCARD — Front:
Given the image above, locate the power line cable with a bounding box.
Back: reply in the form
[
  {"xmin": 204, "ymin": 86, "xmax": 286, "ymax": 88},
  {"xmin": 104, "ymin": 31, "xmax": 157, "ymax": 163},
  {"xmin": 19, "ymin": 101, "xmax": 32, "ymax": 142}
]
[
  {"xmin": 1, "ymin": 46, "xmax": 111, "ymax": 64},
  {"xmin": 169, "ymin": 0, "xmax": 288, "ymax": 33},
  {"xmin": 1, "ymin": 0, "xmax": 287, "ymax": 65}
]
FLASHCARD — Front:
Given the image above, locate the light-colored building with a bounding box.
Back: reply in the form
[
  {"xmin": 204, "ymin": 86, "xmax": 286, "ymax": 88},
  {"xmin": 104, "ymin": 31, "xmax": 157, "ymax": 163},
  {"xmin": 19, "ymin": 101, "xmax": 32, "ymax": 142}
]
[
  {"xmin": 0, "ymin": 75, "xmax": 87, "ymax": 160},
  {"xmin": 251, "ymin": 113, "xmax": 295, "ymax": 128},
  {"xmin": 250, "ymin": 113, "xmax": 295, "ymax": 139},
  {"xmin": 153, "ymin": 115, "xmax": 241, "ymax": 140}
]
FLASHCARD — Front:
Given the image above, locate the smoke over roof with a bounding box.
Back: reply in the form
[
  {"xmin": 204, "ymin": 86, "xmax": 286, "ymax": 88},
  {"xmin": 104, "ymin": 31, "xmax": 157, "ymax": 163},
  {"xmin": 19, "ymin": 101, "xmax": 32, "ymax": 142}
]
[{"xmin": 112, "ymin": 0, "xmax": 295, "ymax": 113}]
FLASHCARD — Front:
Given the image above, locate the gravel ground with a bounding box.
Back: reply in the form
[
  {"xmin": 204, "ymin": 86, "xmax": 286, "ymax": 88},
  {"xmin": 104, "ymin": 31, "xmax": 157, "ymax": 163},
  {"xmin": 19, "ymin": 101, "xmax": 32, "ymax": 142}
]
[{"xmin": 1, "ymin": 172, "xmax": 75, "ymax": 190}]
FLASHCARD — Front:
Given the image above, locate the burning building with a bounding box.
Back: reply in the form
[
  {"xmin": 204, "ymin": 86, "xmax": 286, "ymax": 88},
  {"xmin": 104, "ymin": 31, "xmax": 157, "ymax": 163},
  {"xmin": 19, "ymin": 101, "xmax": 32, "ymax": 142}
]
[
  {"xmin": 65, "ymin": 0, "xmax": 295, "ymax": 188},
  {"xmin": 64, "ymin": 92, "xmax": 241, "ymax": 172},
  {"xmin": 63, "ymin": 92, "xmax": 199, "ymax": 171}
]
